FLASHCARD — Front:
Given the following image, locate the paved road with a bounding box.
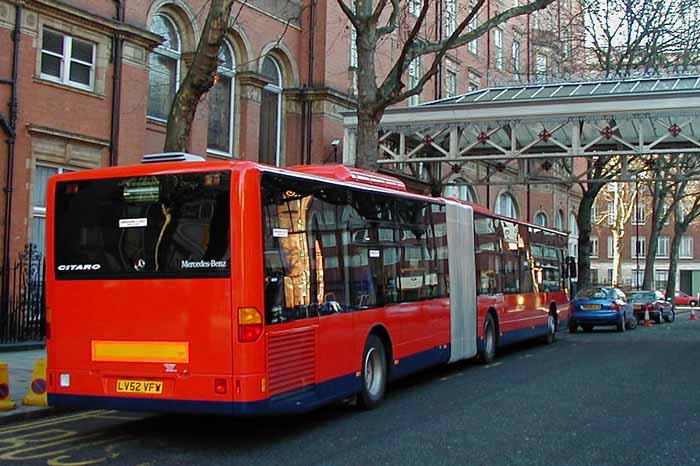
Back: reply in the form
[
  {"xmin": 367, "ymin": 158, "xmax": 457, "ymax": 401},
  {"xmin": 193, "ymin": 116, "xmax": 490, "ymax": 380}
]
[{"xmin": 1, "ymin": 318, "xmax": 699, "ymax": 466}]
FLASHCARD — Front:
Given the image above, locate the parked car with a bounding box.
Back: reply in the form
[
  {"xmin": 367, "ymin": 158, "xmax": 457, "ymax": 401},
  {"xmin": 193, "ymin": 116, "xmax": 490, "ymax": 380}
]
[
  {"xmin": 569, "ymin": 286, "xmax": 636, "ymax": 333},
  {"xmin": 628, "ymin": 290, "xmax": 675, "ymax": 324},
  {"xmin": 672, "ymin": 291, "xmax": 697, "ymax": 307}
]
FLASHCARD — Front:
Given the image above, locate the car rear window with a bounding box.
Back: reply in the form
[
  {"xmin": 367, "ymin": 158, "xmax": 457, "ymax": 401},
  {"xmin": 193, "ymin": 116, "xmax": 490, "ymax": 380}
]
[
  {"xmin": 629, "ymin": 292, "xmax": 656, "ymax": 302},
  {"xmin": 575, "ymin": 288, "xmax": 609, "ymax": 300}
]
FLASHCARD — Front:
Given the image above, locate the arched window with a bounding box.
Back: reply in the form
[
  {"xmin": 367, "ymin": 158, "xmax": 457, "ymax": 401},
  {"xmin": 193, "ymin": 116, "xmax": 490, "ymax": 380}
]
[
  {"xmin": 555, "ymin": 209, "xmax": 564, "ymax": 230},
  {"xmin": 534, "ymin": 211, "xmax": 548, "ymax": 227},
  {"xmin": 208, "ymin": 41, "xmax": 236, "ymax": 155},
  {"xmin": 443, "ymin": 178, "xmax": 476, "ymax": 202},
  {"xmin": 569, "ymin": 211, "xmax": 578, "ymax": 236},
  {"xmin": 147, "ymin": 14, "xmax": 181, "ymax": 120},
  {"xmin": 495, "ymin": 192, "xmax": 519, "ymax": 219},
  {"xmin": 259, "ymin": 55, "xmax": 283, "ymax": 166}
]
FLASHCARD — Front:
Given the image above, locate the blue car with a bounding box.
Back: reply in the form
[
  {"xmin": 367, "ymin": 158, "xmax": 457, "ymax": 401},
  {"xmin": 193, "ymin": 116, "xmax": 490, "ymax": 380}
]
[{"xmin": 569, "ymin": 286, "xmax": 636, "ymax": 333}]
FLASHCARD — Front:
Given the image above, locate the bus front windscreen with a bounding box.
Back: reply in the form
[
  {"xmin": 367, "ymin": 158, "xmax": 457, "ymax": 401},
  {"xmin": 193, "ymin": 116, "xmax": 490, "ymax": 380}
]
[{"xmin": 54, "ymin": 171, "xmax": 231, "ymax": 280}]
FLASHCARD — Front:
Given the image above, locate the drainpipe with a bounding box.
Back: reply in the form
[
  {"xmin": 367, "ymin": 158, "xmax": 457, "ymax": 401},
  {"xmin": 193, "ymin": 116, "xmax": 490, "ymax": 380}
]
[
  {"xmin": 109, "ymin": 0, "xmax": 125, "ymax": 166},
  {"xmin": 1, "ymin": 4, "xmax": 22, "ymax": 321},
  {"xmin": 304, "ymin": 0, "xmax": 316, "ymax": 165}
]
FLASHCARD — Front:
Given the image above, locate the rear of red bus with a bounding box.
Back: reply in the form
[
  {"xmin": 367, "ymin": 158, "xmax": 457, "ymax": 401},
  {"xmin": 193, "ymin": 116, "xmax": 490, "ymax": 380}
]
[{"xmin": 46, "ymin": 162, "xmax": 273, "ymax": 415}]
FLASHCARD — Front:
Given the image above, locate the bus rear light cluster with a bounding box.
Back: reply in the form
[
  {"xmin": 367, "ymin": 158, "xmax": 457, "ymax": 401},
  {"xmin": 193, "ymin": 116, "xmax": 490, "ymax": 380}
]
[{"xmin": 238, "ymin": 308, "xmax": 263, "ymax": 343}]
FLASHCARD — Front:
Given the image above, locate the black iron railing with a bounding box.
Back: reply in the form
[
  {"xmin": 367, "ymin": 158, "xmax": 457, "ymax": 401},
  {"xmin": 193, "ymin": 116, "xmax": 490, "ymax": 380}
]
[{"xmin": 0, "ymin": 244, "xmax": 45, "ymax": 344}]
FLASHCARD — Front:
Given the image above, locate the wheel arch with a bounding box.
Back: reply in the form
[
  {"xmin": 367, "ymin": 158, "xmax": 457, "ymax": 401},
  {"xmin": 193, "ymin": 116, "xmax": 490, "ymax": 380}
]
[{"xmin": 368, "ymin": 324, "xmax": 394, "ymax": 378}]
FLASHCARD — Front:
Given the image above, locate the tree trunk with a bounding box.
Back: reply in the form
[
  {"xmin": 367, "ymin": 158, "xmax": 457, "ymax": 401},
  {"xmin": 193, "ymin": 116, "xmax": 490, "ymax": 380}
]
[
  {"xmin": 612, "ymin": 230, "xmax": 623, "ymax": 286},
  {"xmin": 576, "ymin": 186, "xmax": 603, "ymax": 291},
  {"xmin": 164, "ymin": 0, "xmax": 235, "ymax": 152},
  {"xmin": 355, "ymin": 110, "xmax": 381, "ymax": 170},
  {"xmin": 642, "ymin": 191, "xmax": 665, "ymax": 289},
  {"xmin": 665, "ymin": 222, "xmax": 685, "ymax": 297}
]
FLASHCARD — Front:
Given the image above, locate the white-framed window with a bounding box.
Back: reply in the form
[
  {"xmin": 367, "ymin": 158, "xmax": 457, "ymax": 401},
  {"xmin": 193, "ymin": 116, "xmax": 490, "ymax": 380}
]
[
  {"xmin": 468, "ymin": 69, "xmax": 480, "ymax": 91},
  {"xmin": 40, "ymin": 28, "xmax": 95, "ymax": 91},
  {"xmin": 655, "ymin": 269, "xmax": 669, "ymax": 292},
  {"xmin": 607, "ymin": 201, "xmax": 616, "ymax": 225},
  {"xmin": 495, "ymin": 192, "xmax": 519, "ymax": 219},
  {"xmin": 511, "ymin": 40, "xmax": 521, "ymax": 77},
  {"xmin": 534, "ymin": 211, "xmax": 548, "ymax": 226},
  {"xmin": 632, "ymin": 269, "xmax": 644, "ymax": 289},
  {"xmin": 494, "ymin": 29, "xmax": 504, "ymax": 71},
  {"xmin": 607, "ymin": 268, "xmax": 614, "ymax": 285},
  {"xmin": 32, "ymin": 165, "xmax": 75, "ymax": 257},
  {"xmin": 535, "ymin": 53, "xmax": 547, "ymax": 78},
  {"xmin": 207, "ymin": 41, "xmax": 236, "ymax": 156},
  {"xmin": 555, "ymin": 210, "xmax": 564, "ymax": 230},
  {"xmin": 408, "ymin": 0, "xmax": 422, "ymax": 16},
  {"xmin": 591, "ymin": 236, "xmax": 599, "ymax": 258},
  {"xmin": 546, "ymin": 12, "xmax": 554, "ymax": 30},
  {"xmin": 632, "ymin": 204, "xmax": 646, "ymax": 225},
  {"xmin": 590, "ymin": 268, "xmax": 599, "ymax": 285},
  {"xmin": 512, "ymin": 0, "xmax": 519, "ymax": 7},
  {"xmin": 656, "ymin": 236, "xmax": 669, "ymax": 258},
  {"xmin": 468, "ymin": 16, "xmax": 479, "ymax": 55},
  {"xmin": 569, "ymin": 212, "xmax": 578, "ymax": 236},
  {"xmin": 147, "ymin": 13, "xmax": 182, "ymax": 121},
  {"xmin": 562, "ymin": 30, "xmax": 570, "ymax": 58},
  {"xmin": 681, "ymin": 235, "xmax": 693, "ymax": 258},
  {"xmin": 350, "ymin": 24, "xmax": 358, "ymax": 95},
  {"xmin": 607, "ymin": 236, "xmax": 615, "ymax": 259},
  {"xmin": 446, "ymin": 66, "xmax": 458, "ymax": 98},
  {"xmin": 408, "ymin": 56, "xmax": 421, "ymax": 106},
  {"xmin": 443, "ymin": 178, "xmax": 476, "ymax": 202},
  {"xmin": 260, "ymin": 55, "xmax": 283, "ymax": 166},
  {"xmin": 445, "ymin": 0, "xmax": 457, "ymax": 36},
  {"xmin": 590, "ymin": 203, "xmax": 598, "ymax": 223},
  {"xmin": 632, "ymin": 236, "xmax": 646, "ymax": 259}
]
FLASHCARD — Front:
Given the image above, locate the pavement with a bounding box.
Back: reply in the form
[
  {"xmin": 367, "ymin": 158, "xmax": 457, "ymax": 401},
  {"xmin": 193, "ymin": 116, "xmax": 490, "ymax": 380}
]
[
  {"xmin": 0, "ymin": 307, "xmax": 698, "ymax": 465},
  {"xmin": 0, "ymin": 348, "xmax": 47, "ymax": 420}
]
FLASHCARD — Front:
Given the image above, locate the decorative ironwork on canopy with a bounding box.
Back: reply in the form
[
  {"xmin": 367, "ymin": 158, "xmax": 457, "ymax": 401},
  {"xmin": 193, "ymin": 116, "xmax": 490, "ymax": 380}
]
[{"xmin": 341, "ymin": 74, "xmax": 700, "ymax": 185}]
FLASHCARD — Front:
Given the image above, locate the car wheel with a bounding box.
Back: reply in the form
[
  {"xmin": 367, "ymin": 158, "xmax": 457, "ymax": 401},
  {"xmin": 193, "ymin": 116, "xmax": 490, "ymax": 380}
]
[
  {"xmin": 357, "ymin": 335, "xmax": 387, "ymax": 410},
  {"xmin": 582, "ymin": 324, "xmax": 593, "ymax": 332},
  {"xmin": 617, "ymin": 313, "xmax": 626, "ymax": 332},
  {"xmin": 479, "ymin": 314, "xmax": 497, "ymax": 364},
  {"xmin": 691, "ymin": 300, "xmax": 698, "ymax": 307},
  {"xmin": 654, "ymin": 309, "xmax": 663, "ymax": 324},
  {"xmin": 665, "ymin": 308, "xmax": 675, "ymax": 323},
  {"xmin": 544, "ymin": 313, "xmax": 556, "ymax": 345},
  {"xmin": 626, "ymin": 316, "xmax": 639, "ymax": 330}
]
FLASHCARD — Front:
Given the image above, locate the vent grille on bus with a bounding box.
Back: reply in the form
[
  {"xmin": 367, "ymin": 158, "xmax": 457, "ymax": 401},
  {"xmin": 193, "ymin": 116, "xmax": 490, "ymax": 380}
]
[
  {"xmin": 267, "ymin": 328, "xmax": 316, "ymax": 397},
  {"xmin": 141, "ymin": 152, "xmax": 206, "ymax": 163}
]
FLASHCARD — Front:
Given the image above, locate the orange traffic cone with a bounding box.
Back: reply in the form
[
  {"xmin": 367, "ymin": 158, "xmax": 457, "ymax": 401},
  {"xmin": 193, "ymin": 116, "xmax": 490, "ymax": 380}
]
[
  {"xmin": 643, "ymin": 309, "xmax": 653, "ymax": 327},
  {"xmin": 0, "ymin": 362, "xmax": 16, "ymax": 411},
  {"xmin": 691, "ymin": 307, "xmax": 697, "ymax": 321}
]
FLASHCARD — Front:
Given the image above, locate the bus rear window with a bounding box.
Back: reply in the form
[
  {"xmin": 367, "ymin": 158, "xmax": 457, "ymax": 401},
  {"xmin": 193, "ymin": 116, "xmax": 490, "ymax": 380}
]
[{"xmin": 54, "ymin": 171, "xmax": 230, "ymax": 279}]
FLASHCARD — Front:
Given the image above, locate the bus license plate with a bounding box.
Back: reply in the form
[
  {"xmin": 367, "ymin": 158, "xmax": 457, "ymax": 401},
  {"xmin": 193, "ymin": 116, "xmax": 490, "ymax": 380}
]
[
  {"xmin": 582, "ymin": 304, "xmax": 601, "ymax": 310},
  {"xmin": 116, "ymin": 380, "xmax": 163, "ymax": 394}
]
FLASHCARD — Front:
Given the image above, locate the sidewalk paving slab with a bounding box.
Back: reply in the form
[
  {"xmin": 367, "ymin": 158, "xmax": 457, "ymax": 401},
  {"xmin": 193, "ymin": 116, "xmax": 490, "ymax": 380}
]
[{"xmin": 0, "ymin": 348, "xmax": 59, "ymax": 423}]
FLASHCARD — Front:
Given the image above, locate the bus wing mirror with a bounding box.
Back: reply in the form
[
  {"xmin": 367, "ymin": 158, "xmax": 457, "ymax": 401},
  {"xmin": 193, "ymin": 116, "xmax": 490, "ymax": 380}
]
[{"xmin": 566, "ymin": 256, "xmax": 577, "ymax": 279}]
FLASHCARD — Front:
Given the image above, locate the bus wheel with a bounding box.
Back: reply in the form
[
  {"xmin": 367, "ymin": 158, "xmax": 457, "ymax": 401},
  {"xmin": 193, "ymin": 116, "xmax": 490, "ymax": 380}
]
[
  {"xmin": 479, "ymin": 314, "xmax": 497, "ymax": 364},
  {"xmin": 357, "ymin": 335, "xmax": 387, "ymax": 410},
  {"xmin": 544, "ymin": 312, "xmax": 556, "ymax": 345}
]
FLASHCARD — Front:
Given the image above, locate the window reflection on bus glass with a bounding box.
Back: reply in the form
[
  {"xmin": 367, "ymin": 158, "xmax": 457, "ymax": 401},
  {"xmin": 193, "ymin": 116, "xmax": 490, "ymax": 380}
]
[{"xmin": 261, "ymin": 174, "xmax": 449, "ymax": 325}]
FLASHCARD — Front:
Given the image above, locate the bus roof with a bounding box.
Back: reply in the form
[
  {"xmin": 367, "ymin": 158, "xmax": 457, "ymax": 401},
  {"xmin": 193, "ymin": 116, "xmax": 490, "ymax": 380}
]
[{"xmin": 50, "ymin": 159, "xmax": 567, "ymax": 237}]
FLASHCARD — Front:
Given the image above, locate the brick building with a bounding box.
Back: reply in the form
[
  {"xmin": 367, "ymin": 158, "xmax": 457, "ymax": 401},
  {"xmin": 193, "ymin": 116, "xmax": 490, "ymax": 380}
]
[
  {"xmin": 589, "ymin": 189, "xmax": 700, "ymax": 295},
  {"xmin": 0, "ymin": 0, "xmax": 582, "ymax": 279}
]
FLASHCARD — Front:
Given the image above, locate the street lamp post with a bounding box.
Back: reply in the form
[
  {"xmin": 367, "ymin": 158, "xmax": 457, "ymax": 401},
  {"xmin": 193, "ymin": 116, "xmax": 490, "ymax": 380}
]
[{"xmin": 635, "ymin": 180, "xmax": 640, "ymax": 290}]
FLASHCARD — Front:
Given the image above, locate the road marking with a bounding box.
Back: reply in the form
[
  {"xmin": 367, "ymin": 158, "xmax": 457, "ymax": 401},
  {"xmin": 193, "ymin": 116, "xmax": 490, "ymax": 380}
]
[
  {"xmin": 519, "ymin": 354, "xmax": 534, "ymax": 359},
  {"xmin": 0, "ymin": 410, "xmax": 111, "ymax": 436},
  {"xmin": 484, "ymin": 362, "xmax": 503, "ymax": 369}
]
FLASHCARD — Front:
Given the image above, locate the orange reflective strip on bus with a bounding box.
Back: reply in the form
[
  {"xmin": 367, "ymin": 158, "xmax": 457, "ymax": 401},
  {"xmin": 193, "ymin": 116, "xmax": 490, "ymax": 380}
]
[{"xmin": 91, "ymin": 341, "xmax": 189, "ymax": 363}]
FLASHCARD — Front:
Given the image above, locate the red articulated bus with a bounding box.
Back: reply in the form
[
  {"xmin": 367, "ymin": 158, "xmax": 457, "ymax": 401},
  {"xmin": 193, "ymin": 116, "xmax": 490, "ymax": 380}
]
[{"xmin": 46, "ymin": 154, "xmax": 570, "ymax": 415}]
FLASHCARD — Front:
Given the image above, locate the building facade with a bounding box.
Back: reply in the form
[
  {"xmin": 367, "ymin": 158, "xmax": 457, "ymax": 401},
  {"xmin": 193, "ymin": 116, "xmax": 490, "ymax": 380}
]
[{"xmin": 0, "ymin": 0, "xmax": 583, "ymax": 278}]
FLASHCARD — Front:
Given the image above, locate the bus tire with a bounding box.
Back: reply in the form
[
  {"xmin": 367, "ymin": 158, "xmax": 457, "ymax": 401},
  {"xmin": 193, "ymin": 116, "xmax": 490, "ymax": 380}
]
[
  {"xmin": 357, "ymin": 335, "xmax": 387, "ymax": 410},
  {"xmin": 479, "ymin": 314, "xmax": 497, "ymax": 364},
  {"xmin": 544, "ymin": 312, "xmax": 556, "ymax": 345}
]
